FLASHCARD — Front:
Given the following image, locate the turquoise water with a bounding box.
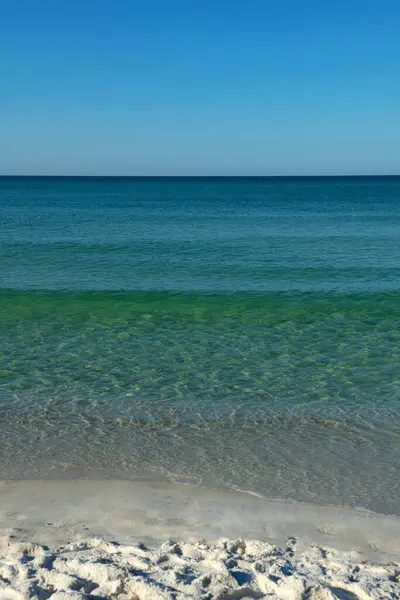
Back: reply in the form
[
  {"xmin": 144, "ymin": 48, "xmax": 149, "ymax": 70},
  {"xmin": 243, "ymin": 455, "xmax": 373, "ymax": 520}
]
[{"xmin": 1, "ymin": 176, "xmax": 399, "ymax": 514}]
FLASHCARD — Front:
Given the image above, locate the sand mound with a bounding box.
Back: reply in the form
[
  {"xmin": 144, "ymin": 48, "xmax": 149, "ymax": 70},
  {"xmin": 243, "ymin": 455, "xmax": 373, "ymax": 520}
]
[{"xmin": 0, "ymin": 536, "xmax": 399, "ymax": 600}]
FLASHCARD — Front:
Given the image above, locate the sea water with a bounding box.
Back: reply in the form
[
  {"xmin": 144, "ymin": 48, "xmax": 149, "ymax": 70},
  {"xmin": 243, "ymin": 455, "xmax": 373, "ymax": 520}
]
[{"xmin": 1, "ymin": 176, "xmax": 399, "ymax": 514}]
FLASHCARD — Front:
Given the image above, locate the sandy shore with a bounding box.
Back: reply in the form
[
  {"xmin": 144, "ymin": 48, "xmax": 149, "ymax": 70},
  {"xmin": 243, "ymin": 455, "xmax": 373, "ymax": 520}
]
[
  {"xmin": 1, "ymin": 535, "xmax": 400, "ymax": 600},
  {"xmin": 0, "ymin": 480, "xmax": 399, "ymax": 598}
]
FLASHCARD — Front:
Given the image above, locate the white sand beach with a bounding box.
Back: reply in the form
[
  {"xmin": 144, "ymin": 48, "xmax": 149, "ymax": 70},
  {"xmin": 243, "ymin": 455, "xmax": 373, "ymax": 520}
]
[{"xmin": 0, "ymin": 480, "xmax": 399, "ymax": 599}]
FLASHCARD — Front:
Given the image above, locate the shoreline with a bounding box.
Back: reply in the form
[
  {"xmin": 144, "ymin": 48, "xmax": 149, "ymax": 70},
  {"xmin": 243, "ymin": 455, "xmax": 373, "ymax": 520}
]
[
  {"xmin": 1, "ymin": 479, "xmax": 399, "ymax": 560},
  {"xmin": 1, "ymin": 480, "xmax": 399, "ymax": 599}
]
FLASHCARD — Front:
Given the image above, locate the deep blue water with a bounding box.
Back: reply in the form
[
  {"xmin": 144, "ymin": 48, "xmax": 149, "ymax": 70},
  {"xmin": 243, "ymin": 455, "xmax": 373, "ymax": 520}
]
[{"xmin": 1, "ymin": 176, "xmax": 399, "ymax": 514}]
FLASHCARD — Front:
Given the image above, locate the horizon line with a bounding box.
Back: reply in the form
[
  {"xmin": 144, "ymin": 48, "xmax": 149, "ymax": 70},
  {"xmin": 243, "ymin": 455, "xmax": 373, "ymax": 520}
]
[{"xmin": 1, "ymin": 174, "xmax": 400, "ymax": 179}]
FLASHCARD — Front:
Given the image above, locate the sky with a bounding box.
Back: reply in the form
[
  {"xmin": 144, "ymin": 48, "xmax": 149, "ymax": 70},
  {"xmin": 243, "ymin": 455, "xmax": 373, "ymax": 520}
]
[{"xmin": 1, "ymin": 0, "xmax": 400, "ymax": 175}]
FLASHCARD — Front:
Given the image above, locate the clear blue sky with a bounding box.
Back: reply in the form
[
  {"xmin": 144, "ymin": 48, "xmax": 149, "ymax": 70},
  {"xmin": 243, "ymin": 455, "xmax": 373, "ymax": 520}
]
[{"xmin": 1, "ymin": 0, "xmax": 400, "ymax": 175}]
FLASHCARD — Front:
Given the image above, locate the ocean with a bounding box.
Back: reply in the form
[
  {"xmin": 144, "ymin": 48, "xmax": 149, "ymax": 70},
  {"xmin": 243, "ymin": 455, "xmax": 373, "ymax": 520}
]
[{"xmin": 1, "ymin": 176, "xmax": 399, "ymax": 515}]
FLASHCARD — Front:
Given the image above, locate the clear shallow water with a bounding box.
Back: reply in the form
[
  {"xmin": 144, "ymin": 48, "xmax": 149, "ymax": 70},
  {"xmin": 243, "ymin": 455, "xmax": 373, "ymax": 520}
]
[{"xmin": 1, "ymin": 176, "xmax": 399, "ymax": 514}]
